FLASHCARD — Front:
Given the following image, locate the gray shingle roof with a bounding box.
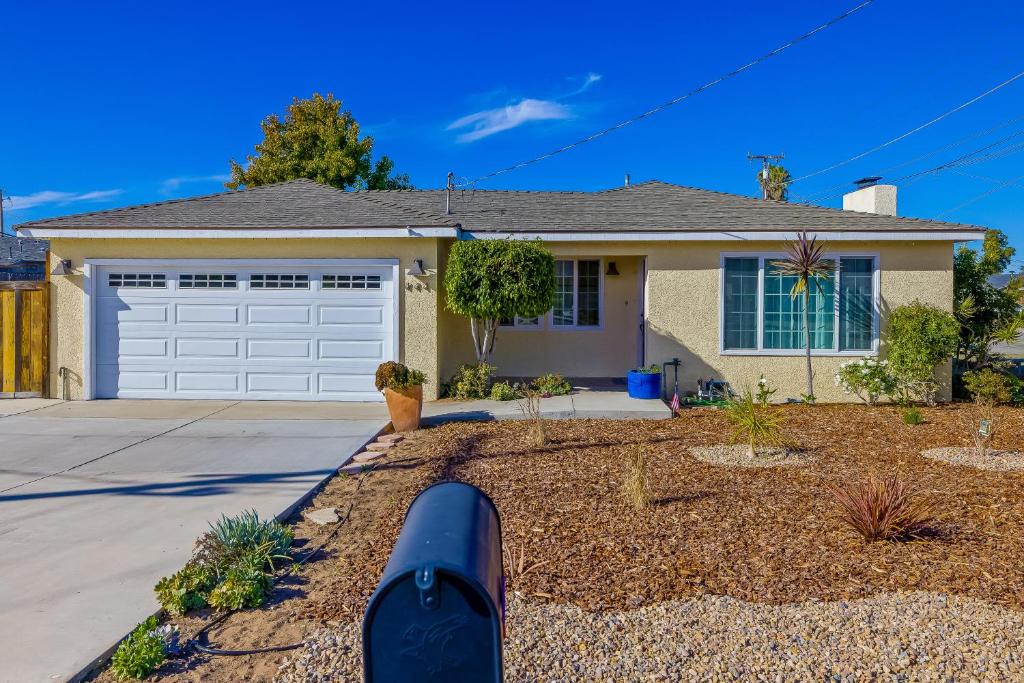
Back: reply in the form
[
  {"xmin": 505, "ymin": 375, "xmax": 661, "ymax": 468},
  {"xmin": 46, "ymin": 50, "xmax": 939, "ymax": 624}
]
[
  {"xmin": 0, "ymin": 235, "xmax": 48, "ymax": 266},
  {"xmin": 15, "ymin": 178, "xmax": 983, "ymax": 234}
]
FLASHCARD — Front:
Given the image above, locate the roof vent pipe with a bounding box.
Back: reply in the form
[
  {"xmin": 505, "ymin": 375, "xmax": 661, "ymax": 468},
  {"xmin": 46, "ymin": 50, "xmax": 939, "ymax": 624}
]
[
  {"xmin": 445, "ymin": 171, "xmax": 454, "ymax": 215},
  {"xmin": 624, "ymin": 173, "xmax": 631, "ymax": 188}
]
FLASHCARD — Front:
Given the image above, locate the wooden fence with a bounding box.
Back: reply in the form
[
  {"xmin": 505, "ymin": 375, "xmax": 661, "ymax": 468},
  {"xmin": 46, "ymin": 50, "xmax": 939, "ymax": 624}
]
[{"xmin": 0, "ymin": 281, "xmax": 49, "ymax": 397}]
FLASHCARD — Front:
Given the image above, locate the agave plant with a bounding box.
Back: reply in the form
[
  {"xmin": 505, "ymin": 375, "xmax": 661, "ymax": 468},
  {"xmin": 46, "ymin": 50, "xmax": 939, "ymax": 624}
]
[{"xmin": 770, "ymin": 232, "xmax": 835, "ymax": 400}]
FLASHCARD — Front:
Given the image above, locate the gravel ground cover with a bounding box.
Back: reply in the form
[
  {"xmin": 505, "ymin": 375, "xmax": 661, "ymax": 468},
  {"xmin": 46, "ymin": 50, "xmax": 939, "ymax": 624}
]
[
  {"xmin": 688, "ymin": 444, "xmax": 810, "ymax": 467},
  {"xmin": 108, "ymin": 404, "xmax": 1024, "ymax": 681},
  {"xmin": 922, "ymin": 446, "xmax": 1024, "ymax": 471},
  {"xmin": 277, "ymin": 591, "xmax": 1024, "ymax": 682}
]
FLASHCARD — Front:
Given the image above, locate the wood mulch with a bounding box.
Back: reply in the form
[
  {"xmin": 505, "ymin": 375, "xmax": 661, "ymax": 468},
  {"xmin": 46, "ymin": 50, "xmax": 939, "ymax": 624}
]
[{"xmin": 125, "ymin": 404, "xmax": 1024, "ymax": 681}]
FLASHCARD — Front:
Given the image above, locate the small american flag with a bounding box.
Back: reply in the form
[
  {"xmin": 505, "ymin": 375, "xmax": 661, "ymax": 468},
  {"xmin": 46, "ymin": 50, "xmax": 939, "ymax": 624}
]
[{"xmin": 670, "ymin": 392, "xmax": 680, "ymax": 414}]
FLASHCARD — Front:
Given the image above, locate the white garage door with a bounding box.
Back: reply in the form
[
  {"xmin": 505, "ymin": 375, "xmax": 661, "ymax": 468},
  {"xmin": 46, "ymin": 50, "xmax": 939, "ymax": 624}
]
[{"xmin": 93, "ymin": 261, "xmax": 397, "ymax": 401}]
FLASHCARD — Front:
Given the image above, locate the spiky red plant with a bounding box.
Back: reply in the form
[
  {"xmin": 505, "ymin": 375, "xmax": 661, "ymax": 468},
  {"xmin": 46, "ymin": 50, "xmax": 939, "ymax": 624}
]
[{"xmin": 829, "ymin": 474, "xmax": 936, "ymax": 542}]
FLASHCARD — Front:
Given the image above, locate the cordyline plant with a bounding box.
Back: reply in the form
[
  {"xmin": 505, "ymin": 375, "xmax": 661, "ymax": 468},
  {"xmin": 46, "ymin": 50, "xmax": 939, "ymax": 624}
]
[
  {"xmin": 829, "ymin": 474, "xmax": 936, "ymax": 542},
  {"xmin": 771, "ymin": 232, "xmax": 835, "ymax": 401},
  {"xmin": 445, "ymin": 240, "xmax": 556, "ymax": 364}
]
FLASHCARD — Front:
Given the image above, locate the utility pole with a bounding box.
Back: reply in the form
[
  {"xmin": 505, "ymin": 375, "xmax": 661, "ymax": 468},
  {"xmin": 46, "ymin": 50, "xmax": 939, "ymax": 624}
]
[
  {"xmin": 0, "ymin": 188, "xmax": 6, "ymax": 237},
  {"xmin": 747, "ymin": 153, "xmax": 785, "ymax": 200}
]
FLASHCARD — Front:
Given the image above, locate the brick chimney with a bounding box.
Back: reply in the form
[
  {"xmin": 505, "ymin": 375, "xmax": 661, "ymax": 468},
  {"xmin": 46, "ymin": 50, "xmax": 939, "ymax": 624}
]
[{"xmin": 842, "ymin": 176, "xmax": 896, "ymax": 216}]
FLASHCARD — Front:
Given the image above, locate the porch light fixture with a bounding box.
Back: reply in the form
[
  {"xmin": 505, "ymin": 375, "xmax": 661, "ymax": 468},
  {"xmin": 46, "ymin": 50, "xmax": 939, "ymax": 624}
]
[
  {"xmin": 51, "ymin": 259, "xmax": 73, "ymax": 276},
  {"xmin": 408, "ymin": 259, "xmax": 426, "ymax": 277},
  {"xmin": 605, "ymin": 261, "xmax": 620, "ymax": 276}
]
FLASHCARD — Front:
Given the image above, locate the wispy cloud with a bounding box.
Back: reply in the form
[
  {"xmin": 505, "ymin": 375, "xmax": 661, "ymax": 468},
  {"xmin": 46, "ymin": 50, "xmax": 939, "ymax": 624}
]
[
  {"xmin": 448, "ymin": 72, "xmax": 602, "ymax": 143},
  {"xmin": 448, "ymin": 99, "xmax": 574, "ymax": 143},
  {"xmin": 6, "ymin": 189, "xmax": 122, "ymax": 211},
  {"xmin": 563, "ymin": 72, "xmax": 602, "ymax": 98},
  {"xmin": 160, "ymin": 174, "xmax": 231, "ymax": 194}
]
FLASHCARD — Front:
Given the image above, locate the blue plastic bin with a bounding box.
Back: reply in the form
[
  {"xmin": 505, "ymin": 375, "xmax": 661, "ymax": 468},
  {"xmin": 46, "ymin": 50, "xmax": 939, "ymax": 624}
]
[{"xmin": 627, "ymin": 370, "xmax": 661, "ymax": 399}]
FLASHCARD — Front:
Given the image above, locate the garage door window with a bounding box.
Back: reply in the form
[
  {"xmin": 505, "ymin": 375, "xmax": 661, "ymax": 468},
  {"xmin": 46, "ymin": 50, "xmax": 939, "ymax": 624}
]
[
  {"xmin": 108, "ymin": 273, "xmax": 166, "ymax": 288},
  {"xmin": 179, "ymin": 273, "xmax": 237, "ymax": 289},
  {"xmin": 322, "ymin": 274, "xmax": 382, "ymax": 290},
  {"xmin": 250, "ymin": 274, "xmax": 309, "ymax": 289}
]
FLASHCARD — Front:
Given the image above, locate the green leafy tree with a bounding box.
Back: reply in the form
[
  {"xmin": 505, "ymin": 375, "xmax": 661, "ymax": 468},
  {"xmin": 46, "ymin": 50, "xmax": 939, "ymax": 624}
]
[
  {"xmin": 445, "ymin": 240, "xmax": 556, "ymax": 363},
  {"xmin": 758, "ymin": 164, "xmax": 791, "ymax": 201},
  {"xmin": 885, "ymin": 301, "xmax": 960, "ymax": 404},
  {"xmin": 770, "ymin": 232, "xmax": 835, "ymax": 400},
  {"xmin": 227, "ymin": 93, "xmax": 411, "ymax": 191},
  {"xmin": 954, "ymin": 229, "xmax": 1024, "ymax": 369}
]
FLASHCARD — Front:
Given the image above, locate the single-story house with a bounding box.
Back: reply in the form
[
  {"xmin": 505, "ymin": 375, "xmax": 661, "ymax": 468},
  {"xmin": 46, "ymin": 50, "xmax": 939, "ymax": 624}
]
[
  {"xmin": 0, "ymin": 234, "xmax": 48, "ymax": 281},
  {"xmin": 15, "ymin": 178, "xmax": 984, "ymax": 403}
]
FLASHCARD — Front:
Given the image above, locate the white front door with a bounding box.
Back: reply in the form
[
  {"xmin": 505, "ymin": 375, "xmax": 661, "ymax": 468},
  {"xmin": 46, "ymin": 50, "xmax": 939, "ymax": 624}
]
[{"xmin": 92, "ymin": 260, "xmax": 397, "ymax": 401}]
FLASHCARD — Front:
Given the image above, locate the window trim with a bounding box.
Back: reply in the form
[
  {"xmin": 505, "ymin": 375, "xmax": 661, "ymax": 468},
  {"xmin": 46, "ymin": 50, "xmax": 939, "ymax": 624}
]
[
  {"xmin": 549, "ymin": 257, "xmax": 604, "ymax": 331},
  {"xmin": 718, "ymin": 252, "xmax": 880, "ymax": 357}
]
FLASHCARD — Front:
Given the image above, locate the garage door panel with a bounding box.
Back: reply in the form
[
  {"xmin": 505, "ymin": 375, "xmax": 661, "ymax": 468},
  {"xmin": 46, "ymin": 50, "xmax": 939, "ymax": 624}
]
[
  {"xmin": 176, "ymin": 304, "xmax": 240, "ymax": 324},
  {"xmin": 247, "ymin": 305, "xmax": 312, "ymax": 325},
  {"xmin": 95, "ymin": 263, "xmax": 395, "ymax": 401},
  {"xmin": 175, "ymin": 338, "xmax": 240, "ymax": 359},
  {"xmin": 319, "ymin": 305, "xmax": 384, "ymax": 325},
  {"xmin": 318, "ymin": 339, "xmax": 384, "ymax": 361},
  {"xmin": 246, "ymin": 373, "xmax": 312, "ymax": 394},
  {"xmin": 176, "ymin": 372, "xmax": 239, "ymax": 392},
  {"xmin": 246, "ymin": 339, "xmax": 312, "ymax": 360}
]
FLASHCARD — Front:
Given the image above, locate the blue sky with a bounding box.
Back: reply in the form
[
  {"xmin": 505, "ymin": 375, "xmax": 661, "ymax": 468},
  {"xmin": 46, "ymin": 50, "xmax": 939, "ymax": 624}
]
[{"xmin": 3, "ymin": 1, "xmax": 1023, "ymax": 264}]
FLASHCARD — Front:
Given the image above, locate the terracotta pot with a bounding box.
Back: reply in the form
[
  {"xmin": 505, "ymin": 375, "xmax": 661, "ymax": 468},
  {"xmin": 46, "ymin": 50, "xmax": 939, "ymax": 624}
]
[{"xmin": 384, "ymin": 385, "xmax": 423, "ymax": 432}]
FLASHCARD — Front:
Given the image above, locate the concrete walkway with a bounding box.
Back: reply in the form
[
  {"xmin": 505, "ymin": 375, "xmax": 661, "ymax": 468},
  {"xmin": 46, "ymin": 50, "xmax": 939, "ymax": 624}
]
[
  {"xmin": 423, "ymin": 389, "xmax": 671, "ymax": 424},
  {"xmin": 0, "ymin": 399, "xmax": 388, "ymax": 683}
]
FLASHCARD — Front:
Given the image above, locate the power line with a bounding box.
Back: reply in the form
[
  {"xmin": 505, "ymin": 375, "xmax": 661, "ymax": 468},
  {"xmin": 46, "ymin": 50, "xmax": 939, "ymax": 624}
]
[
  {"xmin": 454, "ymin": 0, "xmax": 876, "ymax": 188},
  {"xmin": 789, "ymin": 68, "xmax": 1024, "ymax": 185},
  {"xmin": 793, "ymin": 113, "xmax": 1024, "ymax": 203},
  {"xmin": 936, "ymin": 171, "xmax": 1024, "ymax": 218}
]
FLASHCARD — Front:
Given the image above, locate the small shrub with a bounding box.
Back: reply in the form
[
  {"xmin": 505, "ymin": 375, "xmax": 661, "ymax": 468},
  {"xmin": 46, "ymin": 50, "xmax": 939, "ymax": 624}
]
[
  {"xmin": 446, "ymin": 362, "xmax": 494, "ymax": 399},
  {"xmin": 755, "ymin": 374, "xmax": 777, "ymax": 407},
  {"xmin": 109, "ymin": 616, "xmax": 166, "ymax": 680},
  {"xmin": 199, "ymin": 509, "xmax": 293, "ymax": 570},
  {"xmin": 517, "ymin": 386, "xmax": 547, "ymax": 447},
  {"xmin": 829, "ymin": 474, "xmax": 935, "ymax": 542},
  {"xmin": 502, "ymin": 538, "xmax": 548, "ymax": 589},
  {"xmin": 902, "ymin": 407, "xmax": 923, "ymax": 425},
  {"xmin": 207, "ymin": 559, "xmax": 272, "ymax": 610},
  {"xmin": 154, "ymin": 563, "xmax": 217, "ymax": 616},
  {"xmin": 375, "ymin": 361, "xmax": 426, "ymax": 393},
  {"xmin": 532, "ymin": 372, "xmax": 572, "ymax": 396},
  {"xmin": 621, "ymin": 443, "xmax": 651, "ymax": 510},
  {"xmin": 962, "ymin": 368, "xmax": 1013, "ymax": 407},
  {"xmin": 489, "ymin": 381, "xmax": 521, "ymax": 401},
  {"xmin": 724, "ymin": 388, "xmax": 786, "ymax": 458},
  {"xmin": 885, "ymin": 302, "xmax": 959, "ymax": 405},
  {"xmin": 835, "ymin": 358, "xmax": 897, "ymax": 405}
]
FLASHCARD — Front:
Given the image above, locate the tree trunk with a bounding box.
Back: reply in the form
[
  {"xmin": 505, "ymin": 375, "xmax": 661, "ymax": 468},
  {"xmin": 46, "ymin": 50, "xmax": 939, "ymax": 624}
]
[
  {"xmin": 803, "ymin": 286, "xmax": 814, "ymax": 399},
  {"xmin": 470, "ymin": 317, "xmax": 500, "ymax": 364}
]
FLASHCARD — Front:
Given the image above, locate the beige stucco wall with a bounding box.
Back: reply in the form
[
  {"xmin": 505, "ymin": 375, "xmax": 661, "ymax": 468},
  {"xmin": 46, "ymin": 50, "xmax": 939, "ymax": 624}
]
[
  {"xmin": 439, "ymin": 239, "xmax": 955, "ymax": 402},
  {"xmin": 438, "ymin": 252, "xmax": 643, "ymax": 380},
  {"xmin": 46, "ymin": 238, "xmax": 444, "ymax": 400}
]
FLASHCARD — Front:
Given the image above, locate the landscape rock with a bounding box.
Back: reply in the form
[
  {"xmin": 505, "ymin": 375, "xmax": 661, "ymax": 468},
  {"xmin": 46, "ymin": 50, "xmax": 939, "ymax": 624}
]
[{"xmin": 304, "ymin": 508, "xmax": 340, "ymax": 526}]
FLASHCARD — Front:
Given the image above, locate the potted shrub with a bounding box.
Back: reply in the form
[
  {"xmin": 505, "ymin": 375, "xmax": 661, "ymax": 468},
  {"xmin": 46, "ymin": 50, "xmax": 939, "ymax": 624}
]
[
  {"xmin": 375, "ymin": 361, "xmax": 426, "ymax": 432},
  {"xmin": 627, "ymin": 364, "xmax": 662, "ymax": 399}
]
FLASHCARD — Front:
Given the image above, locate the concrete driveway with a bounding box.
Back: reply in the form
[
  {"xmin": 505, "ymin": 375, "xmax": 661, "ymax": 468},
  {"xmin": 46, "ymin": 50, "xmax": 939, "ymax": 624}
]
[{"xmin": 0, "ymin": 399, "xmax": 388, "ymax": 683}]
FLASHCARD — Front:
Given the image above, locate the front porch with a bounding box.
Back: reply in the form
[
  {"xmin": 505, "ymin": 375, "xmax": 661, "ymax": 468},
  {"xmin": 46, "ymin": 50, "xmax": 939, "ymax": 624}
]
[{"xmin": 423, "ymin": 377, "xmax": 672, "ymax": 424}]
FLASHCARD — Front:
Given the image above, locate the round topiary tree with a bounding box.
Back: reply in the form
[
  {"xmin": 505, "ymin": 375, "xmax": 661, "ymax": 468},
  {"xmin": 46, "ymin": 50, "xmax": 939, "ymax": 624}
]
[
  {"xmin": 885, "ymin": 301, "xmax": 960, "ymax": 404},
  {"xmin": 445, "ymin": 239, "xmax": 556, "ymax": 364}
]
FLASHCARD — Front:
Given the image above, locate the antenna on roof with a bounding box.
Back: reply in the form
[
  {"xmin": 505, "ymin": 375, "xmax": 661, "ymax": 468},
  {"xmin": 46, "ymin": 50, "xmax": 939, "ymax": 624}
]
[{"xmin": 445, "ymin": 172, "xmax": 454, "ymax": 215}]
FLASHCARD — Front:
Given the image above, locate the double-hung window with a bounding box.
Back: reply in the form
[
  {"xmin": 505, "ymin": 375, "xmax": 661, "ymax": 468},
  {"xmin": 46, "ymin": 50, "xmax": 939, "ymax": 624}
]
[
  {"xmin": 552, "ymin": 259, "xmax": 601, "ymax": 328},
  {"xmin": 722, "ymin": 254, "xmax": 877, "ymax": 353}
]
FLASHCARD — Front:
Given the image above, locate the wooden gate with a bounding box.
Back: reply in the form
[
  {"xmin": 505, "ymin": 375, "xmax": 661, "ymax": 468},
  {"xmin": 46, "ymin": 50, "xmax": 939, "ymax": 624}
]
[{"xmin": 0, "ymin": 281, "xmax": 49, "ymax": 398}]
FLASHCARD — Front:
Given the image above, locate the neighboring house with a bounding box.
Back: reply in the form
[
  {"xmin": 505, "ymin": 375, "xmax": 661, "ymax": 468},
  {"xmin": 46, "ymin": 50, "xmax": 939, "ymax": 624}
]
[
  {"xmin": 0, "ymin": 234, "xmax": 48, "ymax": 281},
  {"xmin": 15, "ymin": 179, "xmax": 984, "ymax": 402},
  {"xmin": 988, "ymin": 273, "xmax": 1024, "ymax": 359}
]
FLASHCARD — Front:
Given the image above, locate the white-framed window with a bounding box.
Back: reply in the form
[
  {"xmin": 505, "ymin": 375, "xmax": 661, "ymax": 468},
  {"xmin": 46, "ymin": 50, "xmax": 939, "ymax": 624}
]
[
  {"xmin": 720, "ymin": 253, "xmax": 879, "ymax": 355},
  {"xmin": 250, "ymin": 273, "xmax": 309, "ymax": 290},
  {"xmin": 551, "ymin": 259, "xmax": 602, "ymax": 329},
  {"xmin": 108, "ymin": 273, "xmax": 166, "ymax": 289},
  {"xmin": 499, "ymin": 315, "xmax": 542, "ymax": 329},
  {"xmin": 179, "ymin": 273, "xmax": 237, "ymax": 289},
  {"xmin": 322, "ymin": 274, "xmax": 382, "ymax": 290}
]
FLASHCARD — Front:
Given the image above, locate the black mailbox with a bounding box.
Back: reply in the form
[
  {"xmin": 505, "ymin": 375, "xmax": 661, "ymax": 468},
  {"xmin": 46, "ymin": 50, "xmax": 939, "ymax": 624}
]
[{"xmin": 363, "ymin": 481, "xmax": 504, "ymax": 682}]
